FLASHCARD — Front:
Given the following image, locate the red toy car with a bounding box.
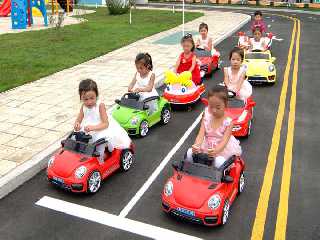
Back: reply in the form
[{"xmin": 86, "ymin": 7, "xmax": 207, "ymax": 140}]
[
  {"xmin": 201, "ymin": 90, "xmax": 256, "ymax": 137},
  {"xmin": 162, "ymin": 153, "xmax": 245, "ymax": 226},
  {"xmin": 47, "ymin": 131, "xmax": 135, "ymax": 194},
  {"xmin": 194, "ymin": 47, "xmax": 221, "ymax": 78}
]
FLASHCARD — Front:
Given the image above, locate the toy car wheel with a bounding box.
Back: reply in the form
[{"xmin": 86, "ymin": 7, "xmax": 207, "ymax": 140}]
[
  {"xmin": 139, "ymin": 121, "xmax": 149, "ymax": 137},
  {"xmin": 221, "ymin": 199, "xmax": 230, "ymax": 225},
  {"xmin": 120, "ymin": 149, "xmax": 134, "ymax": 171},
  {"xmin": 87, "ymin": 170, "xmax": 101, "ymax": 194},
  {"xmin": 161, "ymin": 107, "xmax": 171, "ymax": 124},
  {"xmin": 238, "ymin": 171, "xmax": 245, "ymax": 195}
]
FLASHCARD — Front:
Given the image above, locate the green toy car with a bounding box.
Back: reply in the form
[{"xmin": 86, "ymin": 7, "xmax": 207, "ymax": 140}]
[{"xmin": 112, "ymin": 93, "xmax": 171, "ymax": 137}]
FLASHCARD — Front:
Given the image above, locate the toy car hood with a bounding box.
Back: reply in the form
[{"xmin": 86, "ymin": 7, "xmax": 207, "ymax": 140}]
[
  {"xmin": 225, "ymin": 107, "xmax": 244, "ymax": 121},
  {"xmin": 244, "ymin": 61, "xmax": 274, "ymax": 76},
  {"xmin": 112, "ymin": 105, "xmax": 140, "ymax": 125},
  {"xmin": 170, "ymin": 174, "xmax": 219, "ymax": 209},
  {"xmin": 51, "ymin": 150, "xmax": 90, "ymax": 178}
]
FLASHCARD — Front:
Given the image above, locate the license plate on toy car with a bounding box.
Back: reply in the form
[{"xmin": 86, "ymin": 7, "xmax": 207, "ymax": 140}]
[
  {"xmin": 176, "ymin": 207, "xmax": 195, "ymax": 217},
  {"xmin": 53, "ymin": 177, "xmax": 64, "ymax": 184}
]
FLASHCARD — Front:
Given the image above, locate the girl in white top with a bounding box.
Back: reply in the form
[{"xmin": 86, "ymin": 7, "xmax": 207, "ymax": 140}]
[
  {"xmin": 128, "ymin": 53, "xmax": 158, "ymax": 114},
  {"xmin": 195, "ymin": 22, "xmax": 213, "ymax": 51},
  {"xmin": 74, "ymin": 79, "xmax": 131, "ymax": 164},
  {"xmin": 224, "ymin": 47, "xmax": 252, "ymax": 100},
  {"xmin": 249, "ymin": 27, "xmax": 267, "ymax": 51}
]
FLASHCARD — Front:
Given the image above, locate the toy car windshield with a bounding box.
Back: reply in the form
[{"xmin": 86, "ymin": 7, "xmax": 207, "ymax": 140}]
[
  {"xmin": 194, "ymin": 48, "xmax": 212, "ymax": 57},
  {"xmin": 63, "ymin": 138, "xmax": 96, "ymax": 156},
  {"xmin": 228, "ymin": 98, "xmax": 245, "ymax": 108},
  {"xmin": 116, "ymin": 93, "xmax": 144, "ymax": 110},
  {"xmin": 179, "ymin": 159, "xmax": 222, "ymax": 183},
  {"xmin": 245, "ymin": 52, "xmax": 269, "ymax": 60}
]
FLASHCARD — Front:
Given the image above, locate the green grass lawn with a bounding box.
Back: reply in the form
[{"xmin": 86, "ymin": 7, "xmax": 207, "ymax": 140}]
[{"xmin": 0, "ymin": 8, "xmax": 202, "ymax": 92}]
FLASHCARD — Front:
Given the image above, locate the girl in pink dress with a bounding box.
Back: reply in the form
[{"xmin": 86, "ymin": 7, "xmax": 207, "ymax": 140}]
[
  {"xmin": 175, "ymin": 33, "xmax": 201, "ymax": 85},
  {"xmin": 224, "ymin": 47, "xmax": 252, "ymax": 100},
  {"xmin": 187, "ymin": 85, "xmax": 242, "ymax": 168}
]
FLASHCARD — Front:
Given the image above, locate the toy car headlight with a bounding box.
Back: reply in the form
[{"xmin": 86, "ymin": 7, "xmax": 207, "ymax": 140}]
[
  {"xmin": 131, "ymin": 116, "xmax": 139, "ymax": 125},
  {"xmin": 181, "ymin": 86, "xmax": 187, "ymax": 93},
  {"xmin": 269, "ymin": 64, "xmax": 275, "ymax": 72},
  {"xmin": 75, "ymin": 166, "xmax": 87, "ymax": 179},
  {"xmin": 47, "ymin": 156, "xmax": 55, "ymax": 168},
  {"xmin": 237, "ymin": 110, "xmax": 248, "ymax": 122},
  {"xmin": 164, "ymin": 181, "xmax": 173, "ymax": 196},
  {"xmin": 208, "ymin": 194, "xmax": 221, "ymax": 210}
]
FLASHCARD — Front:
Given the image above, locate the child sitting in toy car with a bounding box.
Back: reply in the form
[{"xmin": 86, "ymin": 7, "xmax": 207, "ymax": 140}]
[
  {"xmin": 186, "ymin": 85, "xmax": 242, "ymax": 168},
  {"xmin": 128, "ymin": 53, "xmax": 159, "ymax": 115},
  {"xmin": 74, "ymin": 79, "xmax": 132, "ymax": 164},
  {"xmin": 224, "ymin": 47, "xmax": 252, "ymax": 100},
  {"xmin": 175, "ymin": 33, "xmax": 201, "ymax": 85},
  {"xmin": 251, "ymin": 10, "xmax": 267, "ymax": 34},
  {"xmin": 249, "ymin": 27, "xmax": 268, "ymax": 52},
  {"xmin": 195, "ymin": 22, "xmax": 213, "ymax": 52}
]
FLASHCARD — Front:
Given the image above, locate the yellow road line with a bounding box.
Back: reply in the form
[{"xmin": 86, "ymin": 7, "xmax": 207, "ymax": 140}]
[
  {"xmin": 250, "ymin": 18, "xmax": 297, "ymax": 240},
  {"xmin": 274, "ymin": 19, "xmax": 301, "ymax": 240}
]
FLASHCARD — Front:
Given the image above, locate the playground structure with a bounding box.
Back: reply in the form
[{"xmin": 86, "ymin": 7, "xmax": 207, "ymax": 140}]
[{"xmin": 0, "ymin": 0, "xmax": 74, "ymax": 29}]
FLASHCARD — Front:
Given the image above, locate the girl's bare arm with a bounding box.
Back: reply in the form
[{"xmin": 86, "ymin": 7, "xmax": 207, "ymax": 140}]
[{"xmin": 128, "ymin": 73, "xmax": 137, "ymax": 92}]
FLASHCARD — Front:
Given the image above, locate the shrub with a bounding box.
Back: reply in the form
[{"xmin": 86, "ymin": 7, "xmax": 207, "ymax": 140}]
[{"xmin": 106, "ymin": 0, "xmax": 130, "ymax": 15}]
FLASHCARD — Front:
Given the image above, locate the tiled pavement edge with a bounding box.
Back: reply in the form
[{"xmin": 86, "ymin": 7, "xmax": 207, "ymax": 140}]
[{"xmin": 0, "ymin": 8, "xmax": 250, "ymax": 199}]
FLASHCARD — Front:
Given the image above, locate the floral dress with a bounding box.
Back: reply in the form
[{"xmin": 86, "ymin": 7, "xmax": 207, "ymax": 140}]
[{"xmin": 200, "ymin": 107, "xmax": 242, "ymax": 161}]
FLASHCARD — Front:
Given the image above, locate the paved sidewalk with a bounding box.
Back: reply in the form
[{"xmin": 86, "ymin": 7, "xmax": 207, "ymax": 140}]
[{"xmin": 0, "ymin": 7, "xmax": 250, "ymax": 198}]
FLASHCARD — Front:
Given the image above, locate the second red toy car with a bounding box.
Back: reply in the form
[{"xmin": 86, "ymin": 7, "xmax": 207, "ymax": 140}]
[
  {"xmin": 201, "ymin": 90, "xmax": 256, "ymax": 137},
  {"xmin": 162, "ymin": 153, "xmax": 245, "ymax": 226},
  {"xmin": 47, "ymin": 131, "xmax": 135, "ymax": 194},
  {"xmin": 194, "ymin": 47, "xmax": 221, "ymax": 78}
]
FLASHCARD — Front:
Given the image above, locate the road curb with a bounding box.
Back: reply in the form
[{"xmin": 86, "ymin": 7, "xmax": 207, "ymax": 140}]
[{"xmin": 0, "ymin": 13, "xmax": 250, "ymax": 200}]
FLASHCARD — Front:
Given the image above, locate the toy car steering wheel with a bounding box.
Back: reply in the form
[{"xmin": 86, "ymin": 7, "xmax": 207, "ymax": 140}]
[
  {"xmin": 124, "ymin": 92, "xmax": 140, "ymax": 100},
  {"xmin": 228, "ymin": 90, "xmax": 237, "ymax": 98},
  {"xmin": 70, "ymin": 131, "xmax": 92, "ymax": 143}
]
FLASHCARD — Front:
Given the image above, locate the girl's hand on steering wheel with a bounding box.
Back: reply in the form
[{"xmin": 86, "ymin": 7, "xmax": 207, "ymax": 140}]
[
  {"xmin": 192, "ymin": 144, "xmax": 201, "ymax": 154},
  {"xmin": 74, "ymin": 122, "xmax": 81, "ymax": 132}
]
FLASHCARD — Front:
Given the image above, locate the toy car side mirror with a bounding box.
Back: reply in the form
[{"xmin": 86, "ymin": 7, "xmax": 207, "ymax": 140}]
[
  {"xmin": 143, "ymin": 104, "xmax": 149, "ymax": 110},
  {"xmin": 115, "ymin": 99, "xmax": 121, "ymax": 104},
  {"xmin": 271, "ymin": 57, "xmax": 276, "ymax": 62},
  {"xmin": 222, "ymin": 175, "xmax": 233, "ymax": 183},
  {"xmin": 172, "ymin": 161, "xmax": 179, "ymax": 171},
  {"xmin": 93, "ymin": 151, "xmax": 100, "ymax": 157}
]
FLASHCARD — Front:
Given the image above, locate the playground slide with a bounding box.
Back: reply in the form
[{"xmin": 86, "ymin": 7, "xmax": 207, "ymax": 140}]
[{"xmin": 0, "ymin": 0, "xmax": 11, "ymax": 17}]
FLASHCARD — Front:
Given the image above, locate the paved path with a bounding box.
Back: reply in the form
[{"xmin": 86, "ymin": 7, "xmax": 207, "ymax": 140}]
[{"xmin": 0, "ymin": 9, "xmax": 250, "ymax": 197}]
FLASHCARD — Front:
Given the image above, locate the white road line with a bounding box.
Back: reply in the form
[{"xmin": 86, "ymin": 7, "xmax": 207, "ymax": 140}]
[
  {"xmin": 119, "ymin": 113, "xmax": 203, "ymax": 217},
  {"xmin": 36, "ymin": 196, "xmax": 202, "ymax": 240}
]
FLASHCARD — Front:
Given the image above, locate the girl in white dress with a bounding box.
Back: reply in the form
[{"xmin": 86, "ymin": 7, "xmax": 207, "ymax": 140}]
[
  {"xmin": 224, "ymin": 47, "xmax": 252, "ymax": 100},
  {"xmin": 249, "ymin": 27, "xmax": 267, "ymax": 51},
  {"xmin": 128, "ymin": 53, "xmax": 158, "ymax": 114},
  {"xmin": 195, "ymin": 22, "xmax": 213, "ymax": 51},
  {"xmin": 74, "ymin": 79, "xmax": 132, "ymax": 164}
]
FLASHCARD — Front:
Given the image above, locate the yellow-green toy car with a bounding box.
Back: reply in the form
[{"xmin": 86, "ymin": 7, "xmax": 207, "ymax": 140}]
[{"xmin": 243, "ymin": 50, "xmax": 277, "ymax": 85}]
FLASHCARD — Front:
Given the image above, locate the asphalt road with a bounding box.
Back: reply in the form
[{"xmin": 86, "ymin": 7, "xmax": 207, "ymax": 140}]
[{"xmin": 0, "ymin": 7, "xmax": 319, "ymax": 240}]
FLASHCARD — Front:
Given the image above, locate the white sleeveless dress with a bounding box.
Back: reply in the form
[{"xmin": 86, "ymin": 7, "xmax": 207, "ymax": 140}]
[
  {"xmin": 81, "ymin": 101, "xmax": 131, "ymax": 149},
  {"xmin": 197, "ymin": 36, "xmax": 211, "ymax": 50},
  {"xmin": 134, "ymin": 71, "xmax": 158, "ymax": 114},
  {"xmin": 225, "ymin": 67, "xmax": 252, "ymax": 100},
  {"xmin": 250, "ymin": 38, "xmax": 266, "ymax": 51},
  {"xmin": 134, "ymin": 71, "xmax": 158, "ymax": 100}
]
